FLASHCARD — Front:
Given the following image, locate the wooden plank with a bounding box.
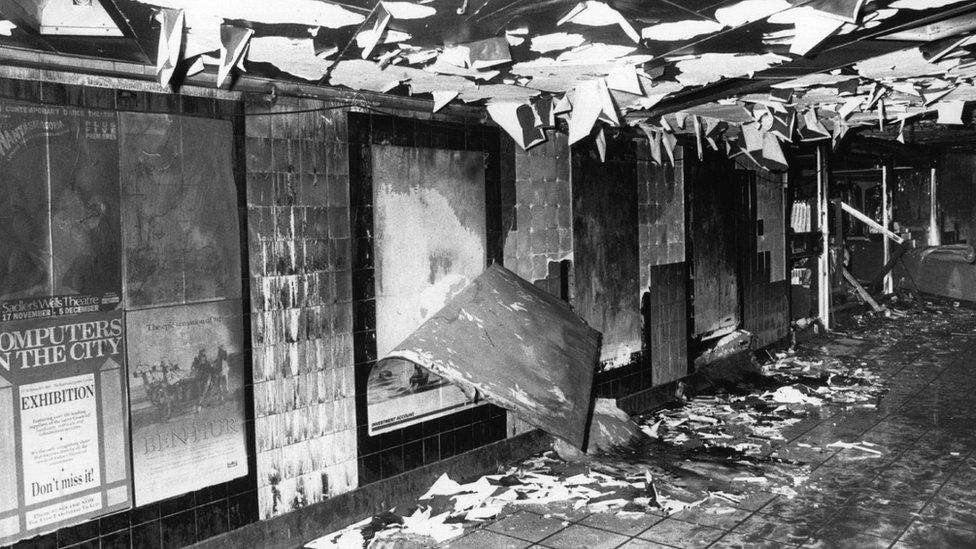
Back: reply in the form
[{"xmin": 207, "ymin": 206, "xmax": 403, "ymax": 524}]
[
  {"xmin": 868, "ymin": 241, "xmax": 911, "ymax": 294},
  {"xmin": 843, "ymin": 268, "xmax": 884, "ymax": 313},
  {"xmin": 815, "ymin": 145, "xmax": 831, "ymax": 330},
  {"xmin": 839, "ymin": 201, "xmax": 904, "ymax": 244},
  {"xmin": 882, "ymin": 164, "xmax": 893, "ymax": 293}
]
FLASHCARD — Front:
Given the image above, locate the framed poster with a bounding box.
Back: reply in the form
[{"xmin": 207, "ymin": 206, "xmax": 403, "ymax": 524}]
[
  {"xmin": 119, "ymin": 113, "xmax": 241, "ymax": 309},
  {"xmin": 0, "ymin": 311, "xmax": 131, "ymax": 545},
  {"xmin": 367, "ymin": 357, "xmax": 477, "ymax": 435},
  {"xmin": 125, "ymin": 300, "xmax": 248, "ymax": 505},
  {"xmin": 367, "ymin": 145, "xmax": 486, "ymax": 435},
  {"xmin": 0, "ymin": 101, "xmax": 122, "ymax": 321}
]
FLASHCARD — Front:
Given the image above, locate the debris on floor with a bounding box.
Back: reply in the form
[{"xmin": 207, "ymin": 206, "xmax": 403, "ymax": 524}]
[{"xmin": 306, "ymin": 298, "xmax": 976, "ymax": 548}]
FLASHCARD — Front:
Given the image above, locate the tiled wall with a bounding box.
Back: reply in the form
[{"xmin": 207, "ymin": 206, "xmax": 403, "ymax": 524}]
[
  {"xmin": 738, "ymin": 168, "xmax": 790, "ymax": 348},
  {"xmin": 245, "ymin": 97, "xmax": 358, "ymax": 521},
  {"xmin": 505, "ymin": 132, "xmax": 574, "ymax": 288},
  {"xmin": 937, "ymin": 152, "xmax": 975, "ymax": 244},
  {"xmin": 572, "ymin": 132, "xmax": 643, "ymax": 370},
  {"xmin": 348, "ymin": 111, "xmax": 509, "ymax": 488},
  {"xmin": 639, "ymin": 145, "xmax": 686, "ymax": 274},
  {"xmin": 503, "ymin": 131, "xmax": 574, "ymax": 436},
  {"xmin": 639, "ymin": 145, "xmax": 688, "ymax": 387}
]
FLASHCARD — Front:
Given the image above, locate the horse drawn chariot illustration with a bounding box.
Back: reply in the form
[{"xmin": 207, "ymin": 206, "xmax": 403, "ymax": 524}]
[{"xmin": 132, "ymin": 345, "xmax": 231, "ymax": 420}]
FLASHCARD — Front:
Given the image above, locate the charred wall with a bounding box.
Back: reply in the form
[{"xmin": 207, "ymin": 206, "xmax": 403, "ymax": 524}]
[
  {"xmin": 937, "ymin": 151, "xmax": 976, "ymax": 245},
  {"xmin": 244, "ymin": 97, "xmax": 358, "ymax": 522},
  {"xmin": 640, "ymin": 145, "xmax": 688, "ymax": 387}
]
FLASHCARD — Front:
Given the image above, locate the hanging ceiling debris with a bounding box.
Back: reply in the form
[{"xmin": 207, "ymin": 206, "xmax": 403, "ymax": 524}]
[{"xmin": 0, "ymin": 0, "xmax": 974, "ymax": 162}]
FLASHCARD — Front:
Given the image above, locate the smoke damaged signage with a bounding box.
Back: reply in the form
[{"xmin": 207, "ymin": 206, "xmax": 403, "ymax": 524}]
[
  {"xmin": 0, "ymin": 311, "xmax": 132, "ymax": 546},
  {"xmin": 0, "ymin": 100, "xmax": 122, "ymax": 321},
  {"xmin": 125, "ymin": 300, "xmax": 248, "ymax": 505}
]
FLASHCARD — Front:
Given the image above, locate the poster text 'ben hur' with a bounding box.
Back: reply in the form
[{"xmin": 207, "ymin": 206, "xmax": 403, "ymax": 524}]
[{"xmin": 0, "ymin": 317, "xmax": 124, "ymax": 370}]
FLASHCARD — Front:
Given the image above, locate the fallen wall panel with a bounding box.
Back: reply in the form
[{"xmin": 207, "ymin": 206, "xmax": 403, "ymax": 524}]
[{"xmin": 376, "ymin": 264, "xmax": 600, "ymax": 448}]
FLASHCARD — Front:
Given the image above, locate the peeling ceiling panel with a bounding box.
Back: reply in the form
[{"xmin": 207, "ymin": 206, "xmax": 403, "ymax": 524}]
[
  {"xmin": 854, "ymin": 47, "xmax": 947, "ymax": 80},
  {"xmin": 713, "ymin": 0, "xmax": 792, "ymax": 27},
  {"xmin": 247, "ymin": 36, "xmax": 331, "ymax": 81},
  {"xmin": 889, "ymin": 0, "xmax": 969, "ymax": 9},
  {"xmin": 641, "ymin": 20, "xmax": 726, "ymax": 41},
  {"xmin": 530, "ymin": 32, "xmax": 586, "ymax": 53},
  {"xmin": 135, "ymin": 0, "xmax": 366, "ymax": 28},
  {"xmin": 674, "ymin": 52, "xmax": 790, "ymax": 86}
]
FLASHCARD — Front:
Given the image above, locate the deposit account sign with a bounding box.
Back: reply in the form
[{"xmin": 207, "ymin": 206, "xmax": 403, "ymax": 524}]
[{"xmin": 0, "ymin": 310, "xmax": 132, "ymax": 545}]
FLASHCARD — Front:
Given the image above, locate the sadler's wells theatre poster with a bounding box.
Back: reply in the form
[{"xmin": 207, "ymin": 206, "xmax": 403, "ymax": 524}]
[
  {"xmin": 0, "ymin": 311, "xmax": 132, "ymax": 546},
  {"xmin": 0, "ymin": 101, "xmax": 122, "ymax": 321}
]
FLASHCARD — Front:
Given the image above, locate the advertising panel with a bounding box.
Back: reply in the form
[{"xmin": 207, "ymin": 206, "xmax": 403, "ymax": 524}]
[
  {"xmin": 0, "ymin": 101, "xmax": 121, "ymax": 321},
  {"xmin": 0, "ymin": 311, "xmax": 131, "ymax": 545},
  {"xmin": 367, "ymin": 145, "xmax": 487, "ymax": 435},
  {"xmin": 119, "ymin": 113, "xmax": 241, "ymax": 309},
  {"xmin": 125, "ymin": 300, "xmax": 248, "ymax": 505}
]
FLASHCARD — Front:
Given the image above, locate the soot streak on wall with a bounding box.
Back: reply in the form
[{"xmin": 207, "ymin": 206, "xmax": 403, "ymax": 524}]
[
  {"xmin": 245, "ymin": 97, "xmax": 358, "ymax": 521},
  {"xmin": 372, "ymin": 146, "xmax": 487, "ymax": 358},
  {"xmin": 572, "ymin": 133, "xmax": 642, "ymax": 369},
  {"xmin": 687, "ymin": 149, "xmax": 740, "ymax": 339}
]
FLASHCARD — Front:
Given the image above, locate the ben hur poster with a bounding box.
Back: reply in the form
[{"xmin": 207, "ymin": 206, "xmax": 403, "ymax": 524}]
[
  {"xmin": 0, "ymin": 100, "xmax": 122, "ymax": 321},
  {"xmin": 0, "ymin": 311, "xmax": 132, "ymax": 546},
  {"xmin": 126, "ymin": 300, "xmax": 248, "ymax": 505}
]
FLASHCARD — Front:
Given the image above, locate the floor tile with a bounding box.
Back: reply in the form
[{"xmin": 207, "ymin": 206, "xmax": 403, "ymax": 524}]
[
  {"xmin": 581, "ymin": 512, "xmax": 664, "ymax": 536},
  {"xmin": 443, "ymin": 528, "xmax": 531, "ymax": 548},
  {"xmin": 734, "ymin": 512, "xmax": 822, "ymax": 545},
  {"xmin": 916, "ymin": 501, "xmax": 976, "ymax": 533},
  {"xmin": 895, "ymin": 521, "xmax": 976, "ymax": 548},
  {"xmin": 486, "ymin": 511, "xmax": 568, "ymax": 543},
  {"xmin": 614, "ymin": 538, "xmax": 678, "ymax": 548},
  {"xmin": 800, "ymin": 532, "xmax": 892, "ymax": 548},
  {"xmin": 710, "ymin": 530, "xmax": 795, "ymax": 548},
  {"xmin": 635, "ymin": 518, "xmax": 724, "ymax": 549},
  {"xmin": 669, "ymin": 506, "xmax": 751, "ymax": 530},
  {"xmin": 536, "ymin": 524, "xmax": 629, "ymax": 549},
  {"xmin": 809, "ymin": 505, "xmax": 913, "ymax": 541}
]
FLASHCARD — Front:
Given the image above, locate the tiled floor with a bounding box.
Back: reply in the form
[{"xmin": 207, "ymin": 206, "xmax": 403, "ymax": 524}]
[{"xmin": 439, "ymin": 304, "xmax": 976, "ymax": 548}]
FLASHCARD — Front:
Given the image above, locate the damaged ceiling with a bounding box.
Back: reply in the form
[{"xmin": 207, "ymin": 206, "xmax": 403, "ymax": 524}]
[{"xmin": 0, "ymin": 0, "xmax": 975, "ymax": 164}]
